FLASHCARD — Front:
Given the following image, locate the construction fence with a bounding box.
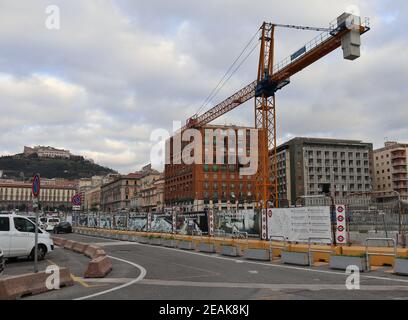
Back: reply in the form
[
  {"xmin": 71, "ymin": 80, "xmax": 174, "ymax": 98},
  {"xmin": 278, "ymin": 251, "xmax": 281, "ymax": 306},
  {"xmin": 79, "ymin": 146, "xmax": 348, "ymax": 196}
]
[
  {"xmin": 72, "ymin": 198, "xmax": 408, "ymax": 245},
  {"xmin": 72, "ymin": 209, "xmax": 262, "ymax": 239}
]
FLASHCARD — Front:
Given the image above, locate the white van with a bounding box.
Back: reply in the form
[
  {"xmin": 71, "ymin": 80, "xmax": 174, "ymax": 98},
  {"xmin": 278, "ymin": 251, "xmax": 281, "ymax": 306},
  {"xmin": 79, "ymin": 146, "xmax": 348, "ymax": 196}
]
[
  {"xmin": 44, "ymin": 217, "xmax": 60, "ymax": 232},
  {"xmin": 0, "ymin": 214, "xmax": 54, "ymax": 261}
]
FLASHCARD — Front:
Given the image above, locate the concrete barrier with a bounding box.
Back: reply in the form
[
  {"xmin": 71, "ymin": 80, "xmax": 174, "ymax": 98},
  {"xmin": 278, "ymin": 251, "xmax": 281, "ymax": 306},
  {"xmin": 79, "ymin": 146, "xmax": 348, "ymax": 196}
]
[
  {"xmin": 84, "ymin": 245, "xmax": 106, "ymax": 260},
  {"xmin": 282, "ymin": 251, "xmax": 309, "ymax": 266},
  {"xmin": 149, "ymin": 238, "xmax": 162, "ymax": 246},
  {"xmin": 0, "ymin": 267, "xmax": 73, "ymax": 300},
  {"xmin": 221, "ymin": 245, "xmax": 241, "ymax": 257},
  {"xmin": 138, "ymin": 237, "xmax": 149, "ymax": 244},
  {"xmin": 330, "ymin": 255, "xmax": 367, "ymax": 272},
  {"xmin": 84, "ymin": 256, "xmax": 113, "ymax": 278},
  {"xmin": 162, "ymin": 239, "xmax": 177, "ymax": 248},
  {"xmin": 118, "ymin": 234, "xmax": 129, "ymax": 241},
  {"xmin": 72, "ymin": 242, "xmax": 89, "ymax": 254},
  {"xmin": 128, "ymin": 236, "xmax": 140, "ymax": 242},
  {"xmin": 199, "ymin": 243, "xmax": 216, "ymax": 253},
  {"xmin": 178, "ymin": 240, "xmax": 194, "ymax": 250},
  {"xmin": 63, "ymin": 240, "xmax": 75, "ymax": 250},
  {"xmin": 51, "ymin": 237, "xmax": 66, "ymax": 247},
  {"xmin": 342, "ymin": 246, "xmax": 408, "ymax": 267},
  {"xmin": 244, "ymin": 248, "xmax": 270, "ymax": 261},
  {"xmin": 394, "ymin": 258, "xmax": 408, "ymax": 276}
]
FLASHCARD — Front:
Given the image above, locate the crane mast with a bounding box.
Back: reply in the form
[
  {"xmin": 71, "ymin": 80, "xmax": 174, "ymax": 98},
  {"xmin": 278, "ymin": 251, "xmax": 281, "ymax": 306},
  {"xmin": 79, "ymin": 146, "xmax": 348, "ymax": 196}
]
[{"xmin": 255, "ymin": 23, "xmax": 277, "ymax": 209}]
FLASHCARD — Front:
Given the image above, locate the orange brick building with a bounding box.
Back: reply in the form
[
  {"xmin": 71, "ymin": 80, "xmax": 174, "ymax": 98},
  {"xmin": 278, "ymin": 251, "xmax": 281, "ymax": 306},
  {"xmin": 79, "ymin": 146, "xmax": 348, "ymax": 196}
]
[{"xmin": 164, "ymin": 125, "xmax": 258, "ymax": 211}]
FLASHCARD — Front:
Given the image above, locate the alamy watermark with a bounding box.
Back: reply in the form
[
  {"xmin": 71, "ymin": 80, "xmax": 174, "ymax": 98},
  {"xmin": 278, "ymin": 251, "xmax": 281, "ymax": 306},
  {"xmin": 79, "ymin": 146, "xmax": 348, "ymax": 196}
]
[
  {"xmin": 45, "ymin": 5, "xmax": 60, "ymax": 30},
  {"xmin": 345, "ymin": 265, "xmax": 360, "ymax": 290},
  {"xmin": 45, "ymin": 265, "xmax": 61, "ymax": 290}
]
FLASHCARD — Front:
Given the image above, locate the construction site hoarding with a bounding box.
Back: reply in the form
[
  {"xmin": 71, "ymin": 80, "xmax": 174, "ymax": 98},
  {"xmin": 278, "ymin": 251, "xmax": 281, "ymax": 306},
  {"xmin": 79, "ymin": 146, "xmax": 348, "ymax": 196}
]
[
  {"xmin": 267, "ymin": 206, "xmax": 332, "ymax": 243},
  {"xmin": 213, "ymin": 209, "xmax": 260, "ymax": 238}
]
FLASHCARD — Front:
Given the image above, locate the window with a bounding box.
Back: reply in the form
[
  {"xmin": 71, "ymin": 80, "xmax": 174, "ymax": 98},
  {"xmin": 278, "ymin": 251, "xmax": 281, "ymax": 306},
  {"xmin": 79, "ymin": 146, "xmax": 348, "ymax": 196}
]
[
  {"xmin": 0, "ymin": 217, "xmax": 10, "ymax": 231},
  {"xmin": 14, "ymin": 218, "xmax": 36, "ymax": 233}
]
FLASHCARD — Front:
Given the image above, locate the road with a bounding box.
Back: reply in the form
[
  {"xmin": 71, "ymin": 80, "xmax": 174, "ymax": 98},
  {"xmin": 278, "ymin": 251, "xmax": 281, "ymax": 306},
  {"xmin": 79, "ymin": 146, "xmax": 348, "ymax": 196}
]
[{"xmin": 22, "ymin": 233, "xmax": 408, "ymax": 300}]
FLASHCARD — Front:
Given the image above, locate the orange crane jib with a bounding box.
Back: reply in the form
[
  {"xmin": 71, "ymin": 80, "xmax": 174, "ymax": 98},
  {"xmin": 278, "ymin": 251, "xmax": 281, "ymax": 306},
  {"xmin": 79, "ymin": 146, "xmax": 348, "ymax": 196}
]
[{"xmin": 185, "ymin": 15, "xmax": 370, "ymax": 130}]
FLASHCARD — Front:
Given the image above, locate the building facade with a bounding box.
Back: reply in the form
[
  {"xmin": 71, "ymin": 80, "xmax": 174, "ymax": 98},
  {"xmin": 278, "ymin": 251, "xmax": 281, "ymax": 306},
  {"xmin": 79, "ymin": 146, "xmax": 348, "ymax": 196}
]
[
  {"xmin": 83, "ymin": 185, "xmax": 102, "ymax": 211},
  {"xmin": 101, "ymin": 174, "xmax": 140, "ymax": 212},
  {"xmin": 79, "ymin": 176, "xmax": 104, "ymax": 210},
  {"xmin": 24, "ymin": 146, "xmax": 71, "ymax": 159},
  {"xmin": 165, "ymin": 125, "xmax": 258, "ymax": 211},
  {"xmin": 0, "ymin": 179, "xmax": 77, "ymax": 211},
  {"xmin": 271, "ymin": 137, "xmax": 374, "ymax": 206},
  {"xmin": 138, "ymin": 173, "xmax": 164, "ymax": 212},
  {"xmin": 373, "ymin": 141, "xmax": 408, "ymax": 201}
]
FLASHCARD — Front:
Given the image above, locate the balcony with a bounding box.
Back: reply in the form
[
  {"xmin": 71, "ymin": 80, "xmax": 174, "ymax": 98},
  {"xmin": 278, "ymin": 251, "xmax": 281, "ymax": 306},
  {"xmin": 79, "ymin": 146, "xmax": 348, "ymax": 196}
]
[
  {"xmin": 394, "ymin": 185, "xmax": 408, "ymax": 193},
  {"xmin": 393, "ymin": 175, "xmax": 408, "ymax": 182},
  {"xmin": 392, "ymin": 159, "xmax": 407, "ymax": 166},
  {"xmin": 391, "ymin": 151, "xmax": 406, "ymax": 160},
  {"xmin": 393, "ymin": 168, "xmax": 408, "ymax": 175}
]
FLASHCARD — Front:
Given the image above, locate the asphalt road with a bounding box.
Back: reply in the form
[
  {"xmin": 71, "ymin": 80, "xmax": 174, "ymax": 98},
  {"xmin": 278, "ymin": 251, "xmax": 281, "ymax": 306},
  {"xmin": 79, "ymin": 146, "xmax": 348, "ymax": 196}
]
[{"xmin": 16, "ymin": 233, "xmax": 408, "ymax": 300}]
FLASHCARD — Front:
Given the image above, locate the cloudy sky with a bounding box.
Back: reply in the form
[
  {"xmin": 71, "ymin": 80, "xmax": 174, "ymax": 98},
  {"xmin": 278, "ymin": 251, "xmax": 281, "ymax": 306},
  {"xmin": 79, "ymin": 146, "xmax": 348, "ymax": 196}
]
[{"xmin": 0, "ymin": 0, "xmax": 406, "ymax": 173}]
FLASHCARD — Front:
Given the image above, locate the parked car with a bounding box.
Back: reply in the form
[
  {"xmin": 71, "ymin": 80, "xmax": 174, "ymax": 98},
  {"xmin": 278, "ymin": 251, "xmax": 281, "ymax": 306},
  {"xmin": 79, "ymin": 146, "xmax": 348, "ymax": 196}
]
[
  {"xmin": 53, "ymin": 221, "xmax": 72, "ymax": 234},
  {"xmin": 0, "ymin": 214, "xmax": 54, "ymax": 261},
  {"xmin": 43, "ymin": 217, "xmax": 60, "ymax": 232},
  {"xmin": 27, "ymin": 216, "xmax": 45, "ymax": 229},
  {"xmin": 0, "ymin": 247, "xmax": 4, "ymax": 275}
]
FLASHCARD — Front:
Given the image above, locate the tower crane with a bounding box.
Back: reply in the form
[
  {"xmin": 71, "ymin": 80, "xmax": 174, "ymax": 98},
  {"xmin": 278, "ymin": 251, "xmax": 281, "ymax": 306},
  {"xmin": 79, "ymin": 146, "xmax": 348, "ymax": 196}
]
[{"xmin": 183, "ymin": 13, "xmax": 370, "ymax": 213}]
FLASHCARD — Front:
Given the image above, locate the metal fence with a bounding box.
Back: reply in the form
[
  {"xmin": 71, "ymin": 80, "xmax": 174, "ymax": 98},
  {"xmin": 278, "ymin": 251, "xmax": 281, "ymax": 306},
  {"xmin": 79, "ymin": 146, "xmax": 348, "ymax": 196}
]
[{"xmin": 347, "ymin": 201, "xmax": 408, "ymax": 233}]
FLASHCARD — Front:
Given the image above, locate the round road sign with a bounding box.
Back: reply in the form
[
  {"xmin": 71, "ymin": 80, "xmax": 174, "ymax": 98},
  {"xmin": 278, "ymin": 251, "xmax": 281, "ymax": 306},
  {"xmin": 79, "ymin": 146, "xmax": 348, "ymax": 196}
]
[
  {"xmin": 337, "ymin": 215, "xmax": 345, "ymax": 222},
  {"xmin": 72, "ymin": 194, "xmax": 82, "ymax": 206},
  {"xmin": 32, "ymin": 174, "xmax": 41, "ymax": 198}
]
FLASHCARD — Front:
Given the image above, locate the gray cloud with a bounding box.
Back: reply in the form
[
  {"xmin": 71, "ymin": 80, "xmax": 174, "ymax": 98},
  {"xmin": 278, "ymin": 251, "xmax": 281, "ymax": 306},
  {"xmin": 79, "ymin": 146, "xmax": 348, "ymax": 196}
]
[{"xmin": 0, "ymin": 0, "xmax": 407, "ymax": 173}]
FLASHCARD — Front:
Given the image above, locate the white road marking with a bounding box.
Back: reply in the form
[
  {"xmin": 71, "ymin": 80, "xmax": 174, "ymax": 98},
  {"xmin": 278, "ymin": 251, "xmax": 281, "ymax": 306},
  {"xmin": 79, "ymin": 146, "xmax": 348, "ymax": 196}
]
[
  {"xmin": 138, "ymin": 279, "xmax": 408, "ymax": 291},
  {"xmin": 74, "ymin": 255, "xmax": 147, "ymax": 300},
  {"xmin": 71, "ymin": 233, "xmax": 408, "ymax": 286},
  {"xmin": 92, "ymin": 242, "xmax": 138, "ymax": 247},
  {"xmin": 248, "ymin": 270, "xmax": 259, "ymax": 274},
  {"xmin": 77, "ymin": 278, "xmax": 134, "ymax": 284}
]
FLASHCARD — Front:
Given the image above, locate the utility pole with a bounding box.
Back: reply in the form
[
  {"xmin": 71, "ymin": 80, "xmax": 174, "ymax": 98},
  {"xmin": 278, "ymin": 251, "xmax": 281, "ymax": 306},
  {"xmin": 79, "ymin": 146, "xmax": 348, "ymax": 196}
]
[{"xmin": 31, "ymin": 174, "xmax": 41, "ymax": 273}]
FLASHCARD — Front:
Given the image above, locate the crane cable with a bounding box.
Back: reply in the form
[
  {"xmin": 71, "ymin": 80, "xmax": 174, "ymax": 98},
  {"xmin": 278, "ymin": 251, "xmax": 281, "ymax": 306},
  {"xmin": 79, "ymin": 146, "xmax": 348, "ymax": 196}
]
[
  {"xmin": 201, "ymin": 41, "xmax": 260, "ymax": 114},
  {"xmin": 195, "ymin": 27, "xmax": 261, "ymax": 117}
]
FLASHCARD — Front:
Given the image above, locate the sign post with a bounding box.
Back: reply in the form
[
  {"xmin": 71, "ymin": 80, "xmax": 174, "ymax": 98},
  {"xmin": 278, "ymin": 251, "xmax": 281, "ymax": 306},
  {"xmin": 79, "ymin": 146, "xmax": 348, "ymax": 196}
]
[{"xmin": 32, "ymin": 174, "xmax": 41, "ymax": 273}]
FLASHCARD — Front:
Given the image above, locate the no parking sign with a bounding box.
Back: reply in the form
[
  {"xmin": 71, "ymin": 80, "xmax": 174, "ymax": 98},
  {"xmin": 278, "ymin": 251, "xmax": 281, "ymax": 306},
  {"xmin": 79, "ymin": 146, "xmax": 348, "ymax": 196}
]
[{"xmin": 335, "ymin": 205, "xmax": 347, "ymax": 245}]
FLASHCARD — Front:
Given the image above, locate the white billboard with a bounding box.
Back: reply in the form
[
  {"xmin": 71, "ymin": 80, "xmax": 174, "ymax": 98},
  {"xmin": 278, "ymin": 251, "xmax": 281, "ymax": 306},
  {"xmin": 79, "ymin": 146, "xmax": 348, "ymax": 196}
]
[{"xmin": 267, "ymin": 207, "xmax": 332, "ymax": 243}]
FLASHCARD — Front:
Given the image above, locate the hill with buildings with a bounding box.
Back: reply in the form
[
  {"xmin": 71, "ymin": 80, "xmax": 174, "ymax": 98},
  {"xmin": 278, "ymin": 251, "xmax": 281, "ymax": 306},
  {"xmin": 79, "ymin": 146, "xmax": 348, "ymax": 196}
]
[{"xmin": 0, "ymin": 152, "xmax": 116, "ymax": 180}]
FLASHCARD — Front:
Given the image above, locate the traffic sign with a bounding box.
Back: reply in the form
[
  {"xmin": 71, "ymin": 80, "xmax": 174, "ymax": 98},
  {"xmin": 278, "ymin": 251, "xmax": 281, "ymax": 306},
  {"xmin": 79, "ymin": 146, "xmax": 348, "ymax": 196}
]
[
  {"xmin": 335, "ymin": 205, "xmax": 347, "ymax": 245},
  {"xmin": 32, "ymin": 174, "xmax": 41, "ymax": 198},
  {"xmin": 71, "ymin": 194, "xmax": 82, "ymax": 206}
]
